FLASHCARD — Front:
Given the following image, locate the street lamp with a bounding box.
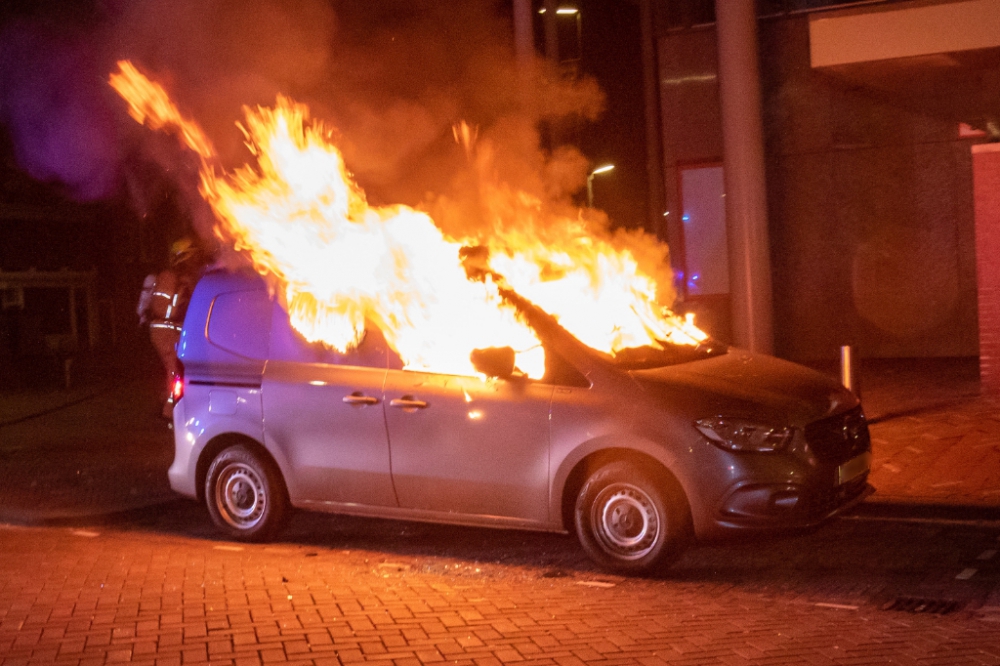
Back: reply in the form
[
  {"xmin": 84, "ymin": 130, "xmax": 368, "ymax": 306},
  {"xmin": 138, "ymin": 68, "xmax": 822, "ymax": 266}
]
[{"xmin": 586, "ymin": 164, "xmax": 614, "ymax": 208}]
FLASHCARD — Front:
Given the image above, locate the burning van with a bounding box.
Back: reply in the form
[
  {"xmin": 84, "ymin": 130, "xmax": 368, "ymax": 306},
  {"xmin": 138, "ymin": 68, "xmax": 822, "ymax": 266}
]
[
  {"xmin": 108, "ymin": 60, "xmax": 871, "ymax": 573},
  {"xmin": 168, "ymin": 269, "xmax": 872, "ymax": 574}
]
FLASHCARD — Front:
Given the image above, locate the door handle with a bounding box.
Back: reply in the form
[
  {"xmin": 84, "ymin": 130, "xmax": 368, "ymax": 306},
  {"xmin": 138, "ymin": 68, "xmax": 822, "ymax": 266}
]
[
  {"xmin": 343, "ymin": 393, "xmax": 379, "ymax": 406},
  {"xmin": 390, "ymin": 396, "xmax": 429, "ymax": 410}
]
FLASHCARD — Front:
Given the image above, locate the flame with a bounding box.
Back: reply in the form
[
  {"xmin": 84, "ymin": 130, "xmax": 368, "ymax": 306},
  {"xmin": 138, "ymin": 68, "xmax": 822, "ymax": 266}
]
[
  {"xmin": 110, "ymin": 61, "xmax": 705, "ymax": 378},
  {"xmin": 109, "ymin": 61, "xmax": 215, "ymax": 159},
  {"xmin": 465, "ymin": 185, "xmax": 705, "ymax": 352}
]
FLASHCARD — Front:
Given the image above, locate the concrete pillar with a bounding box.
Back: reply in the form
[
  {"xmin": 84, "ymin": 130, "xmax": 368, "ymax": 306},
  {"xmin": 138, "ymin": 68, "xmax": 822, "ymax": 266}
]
[
  {"xmin": 543, "ymin": 0, "xmax": 559, "ymax": 63},
  {"xmin": 639, "ymin": 0, "xmax": 667, "ymax": 238},
  {"xmin": 513, "ymin": 0, "xmax": 534, "ymax": 67},
  {"xmin": 513, "ymin": 0, "xmax": 535, "ymax": 120},
  {"xmin": 972, "ymin": 142, "xmax": 1000, "ymax": 395},
  {"xmin": 715, "ymin": 0, "xmax": 773, "ymax": 353}
]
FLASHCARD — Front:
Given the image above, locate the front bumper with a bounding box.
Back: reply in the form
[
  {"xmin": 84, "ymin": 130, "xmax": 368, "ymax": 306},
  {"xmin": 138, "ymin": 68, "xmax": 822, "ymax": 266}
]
[
  {"xmin": 717, "ymin": 474, "xmax": 873, "ymax": 525},
  {"xmin": 699, "ymin": 452, "xmax": 873, "ymax": 540},
  {"xmin": 692, "ymin": 404, "xmax": 873, "ymax": 540}
]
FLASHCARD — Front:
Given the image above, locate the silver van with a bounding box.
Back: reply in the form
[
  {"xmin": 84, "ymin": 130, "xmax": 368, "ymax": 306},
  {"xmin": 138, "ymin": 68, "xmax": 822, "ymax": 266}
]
[{"xmin": 169, "ymin": 269, "xmax": 872, "ymax": 574}]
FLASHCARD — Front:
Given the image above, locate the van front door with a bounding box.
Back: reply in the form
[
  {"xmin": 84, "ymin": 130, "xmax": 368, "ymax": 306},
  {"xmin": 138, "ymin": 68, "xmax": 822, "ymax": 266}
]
[{"xmin": 382, "ymin": 369, "xmax": 553, "ymax": 525}]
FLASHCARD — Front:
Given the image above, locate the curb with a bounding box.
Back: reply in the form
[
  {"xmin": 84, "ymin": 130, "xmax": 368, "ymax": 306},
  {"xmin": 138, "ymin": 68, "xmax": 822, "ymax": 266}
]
[{"xmin": 850, "ymin": 499, "xmax": 1000, "ymax": 523}]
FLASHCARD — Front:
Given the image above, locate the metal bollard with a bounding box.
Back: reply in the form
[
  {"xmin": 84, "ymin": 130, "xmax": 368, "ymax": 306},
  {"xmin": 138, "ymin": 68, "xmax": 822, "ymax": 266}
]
[{"xmin": 840, "ymin": 345, "xmax": 859, "ymax": 397}]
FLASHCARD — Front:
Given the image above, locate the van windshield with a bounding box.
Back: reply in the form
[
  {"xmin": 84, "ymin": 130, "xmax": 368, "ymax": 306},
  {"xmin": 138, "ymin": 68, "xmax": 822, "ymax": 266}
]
[{"xmin": 610, "ymin": 339, "xmax": 728, "ymax": 370}]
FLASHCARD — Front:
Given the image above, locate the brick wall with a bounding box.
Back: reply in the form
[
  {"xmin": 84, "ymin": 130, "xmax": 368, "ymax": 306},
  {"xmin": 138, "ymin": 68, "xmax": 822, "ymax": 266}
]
[{"xmin": 973, "ymin": 143, "xmax": 1000, "ymax": 394}]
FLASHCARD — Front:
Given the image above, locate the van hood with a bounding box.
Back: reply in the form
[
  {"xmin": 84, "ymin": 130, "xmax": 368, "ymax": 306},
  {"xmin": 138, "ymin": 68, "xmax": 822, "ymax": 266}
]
[{"xmin": 630, "ymin": 348, "xmax": 858, "ymax": 426}]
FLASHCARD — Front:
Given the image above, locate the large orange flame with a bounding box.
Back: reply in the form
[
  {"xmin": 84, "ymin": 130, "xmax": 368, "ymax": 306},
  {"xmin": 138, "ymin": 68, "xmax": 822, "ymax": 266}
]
[
  {"xmin": 109, "ymin": 61, "xmax": 215, "ymax": 160},
  {"xmin": 110, "ymin": 61, "xmax": 705, "ymax": 378}
]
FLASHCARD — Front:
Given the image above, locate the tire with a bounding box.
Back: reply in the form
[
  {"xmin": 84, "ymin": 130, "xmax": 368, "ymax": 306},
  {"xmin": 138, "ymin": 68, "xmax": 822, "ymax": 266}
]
[
  {"xmin": 574, "ymin": 461, "xmax": 691, "ymax": 574},
  {"xmin": 205, "ymin": 445, "xmax": 287, "ymax": 542}
]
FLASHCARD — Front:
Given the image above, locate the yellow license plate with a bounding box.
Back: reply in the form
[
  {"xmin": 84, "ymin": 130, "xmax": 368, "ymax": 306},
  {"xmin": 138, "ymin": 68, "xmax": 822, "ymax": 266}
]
[{"xmin": 837, "ymin": 452, "xmax": 871, "ymax": 485}]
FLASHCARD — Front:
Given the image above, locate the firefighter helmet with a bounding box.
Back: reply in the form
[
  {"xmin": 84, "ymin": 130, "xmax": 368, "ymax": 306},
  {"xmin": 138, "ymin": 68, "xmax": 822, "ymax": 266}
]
[{"xmin": 170, "ymin": 237, "xmax": 198, "ymax": 265}]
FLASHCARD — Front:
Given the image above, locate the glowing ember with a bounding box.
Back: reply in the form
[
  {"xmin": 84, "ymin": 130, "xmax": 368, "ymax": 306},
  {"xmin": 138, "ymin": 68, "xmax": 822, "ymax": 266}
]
[{"xmin": 110, "ymin": 60, "xmax": 705, "ymax": 378}]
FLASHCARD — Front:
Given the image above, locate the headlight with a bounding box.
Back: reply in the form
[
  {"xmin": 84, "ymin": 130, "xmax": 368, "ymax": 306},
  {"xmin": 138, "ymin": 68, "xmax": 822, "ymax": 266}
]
[{"xmin": 695, "ymin": 417, "xmax": 795, "ymax": 453}]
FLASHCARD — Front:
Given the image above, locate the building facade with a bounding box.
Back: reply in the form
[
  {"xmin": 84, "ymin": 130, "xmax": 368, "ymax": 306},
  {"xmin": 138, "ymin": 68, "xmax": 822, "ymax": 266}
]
[{"xmin": 656, "ymin": 0, "xmax": 999, "ymax": 369}]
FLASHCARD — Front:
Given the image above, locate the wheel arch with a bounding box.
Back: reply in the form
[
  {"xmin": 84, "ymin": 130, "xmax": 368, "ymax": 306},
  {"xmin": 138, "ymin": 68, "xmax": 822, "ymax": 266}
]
[
  {"xmin": 196, "ymin": 433, "xmax": 288, "ymax": 505},
  {"xmin": 558, "ymin": 446, "xmax": 691, "ymax": 535}
]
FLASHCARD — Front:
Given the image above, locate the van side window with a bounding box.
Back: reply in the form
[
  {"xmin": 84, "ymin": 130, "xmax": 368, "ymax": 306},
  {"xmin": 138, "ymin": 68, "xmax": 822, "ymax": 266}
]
[
  {"xmin": 206, "ymin": 290, "xmax": 272, "ymax": 359},
  {"xmin": 268, "ymin": 304, "xmax": 394, "ymax": 369}
]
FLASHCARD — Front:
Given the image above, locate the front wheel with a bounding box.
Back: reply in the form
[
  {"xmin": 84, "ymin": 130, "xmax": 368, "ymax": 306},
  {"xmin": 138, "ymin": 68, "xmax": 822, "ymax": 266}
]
[
  {"xmin": 205, "ymin": 445, "xmax": 287, "ymax": 541},
  {"xmin": 574, "ymin": 461, "xmax": 691, "ymax": 574}
]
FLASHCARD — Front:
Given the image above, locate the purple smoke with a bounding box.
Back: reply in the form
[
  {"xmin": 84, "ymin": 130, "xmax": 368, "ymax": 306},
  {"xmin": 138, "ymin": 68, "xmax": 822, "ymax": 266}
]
[{"xmin": 0, "ymin": 21, "xmax": 121, "ymax": 201}]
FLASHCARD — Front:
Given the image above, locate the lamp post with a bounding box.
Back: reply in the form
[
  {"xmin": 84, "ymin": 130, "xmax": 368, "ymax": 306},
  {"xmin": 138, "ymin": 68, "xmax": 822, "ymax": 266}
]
[{"xmin": 586, "ymin": 164, "xmax": 614, "ymax": 208}]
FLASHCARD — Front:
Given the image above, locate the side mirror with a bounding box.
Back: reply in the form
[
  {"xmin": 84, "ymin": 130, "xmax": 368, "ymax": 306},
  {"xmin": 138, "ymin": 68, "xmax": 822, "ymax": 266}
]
[{"xmin": 470, "ymin": 346, "xmax": 516, "ymax": 379}]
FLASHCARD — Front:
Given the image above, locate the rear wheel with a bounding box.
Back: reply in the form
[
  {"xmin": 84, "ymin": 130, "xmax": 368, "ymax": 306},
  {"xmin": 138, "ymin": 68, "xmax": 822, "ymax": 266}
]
[
  {"xmin": 574, "ymin": 461, "xmax": 691, "ymax": 574},
  {"xmin": 205, "ymin": 445, "xmax": 287, "ymax": 541}
]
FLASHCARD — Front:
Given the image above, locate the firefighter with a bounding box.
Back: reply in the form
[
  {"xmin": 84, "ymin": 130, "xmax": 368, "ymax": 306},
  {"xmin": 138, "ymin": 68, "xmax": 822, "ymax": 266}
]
[{"xmin": 140, "ymin": 238, "xmax": 201, "ymax": 419}]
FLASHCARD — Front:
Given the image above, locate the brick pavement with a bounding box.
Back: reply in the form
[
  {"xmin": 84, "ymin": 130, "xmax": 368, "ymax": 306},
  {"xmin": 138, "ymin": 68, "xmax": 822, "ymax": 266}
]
[
  {"xmin": 858, "ymin": 358, "xmax": 1000, "ymax": 511},
  {"xmin": 1, "ymin": 519, "xmax": 999, "ymax": 666}
]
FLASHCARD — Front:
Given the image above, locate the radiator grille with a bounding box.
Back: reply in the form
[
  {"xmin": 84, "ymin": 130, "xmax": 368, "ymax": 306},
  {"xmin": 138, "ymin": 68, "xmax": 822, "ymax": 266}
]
[{"xmin": 804, "ymin": 406, "xmax": 870, "ymax": 463}]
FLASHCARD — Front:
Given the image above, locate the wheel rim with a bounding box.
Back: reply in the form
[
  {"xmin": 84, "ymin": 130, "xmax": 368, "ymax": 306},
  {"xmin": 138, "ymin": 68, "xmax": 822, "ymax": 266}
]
[
  {"xmin": 214, "ymin": 462, "xmax": 267, "ymax": 530},
  {"xmin": 591, "ymin": 482, "xmax": 660, "ymax": 560}
]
